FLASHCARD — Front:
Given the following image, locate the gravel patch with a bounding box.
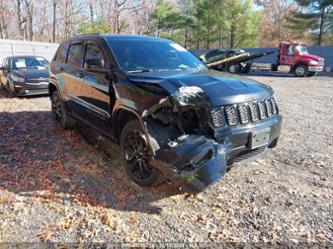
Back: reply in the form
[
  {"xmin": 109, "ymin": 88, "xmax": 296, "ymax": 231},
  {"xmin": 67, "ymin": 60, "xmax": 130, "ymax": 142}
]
[{"xmin": 0, "ymin": 73, "xmax": 332, "ymax": 245}]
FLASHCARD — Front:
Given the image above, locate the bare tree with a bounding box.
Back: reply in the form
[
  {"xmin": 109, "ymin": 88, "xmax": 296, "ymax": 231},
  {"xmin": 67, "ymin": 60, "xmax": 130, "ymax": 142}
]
[
  {"xmin": 24, "ymin": 0, "xmax": 34, "ymax": 41},
  {"xmin": 52, "ymin": 0, "xmax": 57, "ymax": 42},
  {"xmin": 0, "ymin": 0, "xmax": 10, "ymax": 39},
  {"xmin": 60, "ymin": 0, "xmax": 84, "ymax": 38},
  {"xmin": 16, "ymin": 0, "xmax": 26, "ymax": 39}
]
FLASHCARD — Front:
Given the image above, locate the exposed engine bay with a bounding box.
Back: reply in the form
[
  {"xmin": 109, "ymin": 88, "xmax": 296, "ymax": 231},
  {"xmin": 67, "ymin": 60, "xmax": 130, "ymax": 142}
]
[{"xmin": 142, "ymin": 86, "xmax": 234, "ymax": 191}]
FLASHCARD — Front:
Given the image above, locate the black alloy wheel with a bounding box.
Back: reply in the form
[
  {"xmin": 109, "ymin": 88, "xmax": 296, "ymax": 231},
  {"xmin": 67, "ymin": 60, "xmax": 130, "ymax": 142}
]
[
  {"xmin": 51, "ymin": 90, "xmax": 76, "ymax": 129},
  {"xmin": 51, "ymin": 91, "xmax": 62, "ymax": 120},
  {"xmin": 120, "ymin": 120, "xmax": 164, "ymax": 187}
]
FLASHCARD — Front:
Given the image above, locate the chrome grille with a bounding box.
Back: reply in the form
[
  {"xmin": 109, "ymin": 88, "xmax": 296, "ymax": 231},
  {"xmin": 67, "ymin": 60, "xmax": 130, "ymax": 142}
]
[
  {"xmin": 238, "ymin": 104, "xmax": 250, "ymax": 124},
  {"xmin": 211, "ymin": 97, "xmax": 278, "ymax": 127},
  {"xmin": 249, "ymin": 102, "xmax": 259, "ymax": 122},
  {"xmin": 258, "ymin": 101, "xmax": 267, "ymax": 119},
  {"xmin": 265, "ymin": 99, "xmax": 273, "ymax": 117},
  {"xmin": 211, "ymin": 107, "xmax": 226, "ymax": 127},
  {"xmin": 26, "ymin": 78, "xmax": 48, "ymax": 83},
  {"xmin": 271, "ymin": 98, "xmax": 278, "ymax": 114},
  {"xmin": 225, "ymin": 106, "xmax": 238, "ymax": 126}
]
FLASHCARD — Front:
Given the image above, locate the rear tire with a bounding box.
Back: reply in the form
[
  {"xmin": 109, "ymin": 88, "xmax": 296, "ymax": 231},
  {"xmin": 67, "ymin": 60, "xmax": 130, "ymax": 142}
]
[
  {"xmin": 294, "ymin": 64, "xmax": 308, "ymax": 77},
  {"xmin": 120, "ymin": 119, "xmax": 164, "ymax": 187},
  {"xmin": 271, "ymin": 64, "xmax": 278, "ymax": 71},
  {"xmin": 51, "ymin": 90, "xmax": 76, "ymax": 129}
]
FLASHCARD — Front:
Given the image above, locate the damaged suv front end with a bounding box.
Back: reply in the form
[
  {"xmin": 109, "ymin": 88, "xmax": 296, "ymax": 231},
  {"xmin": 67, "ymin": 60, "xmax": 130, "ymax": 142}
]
[{"xmin": 108, "ymin": 36, "xmax": 282, "ymax": 191}]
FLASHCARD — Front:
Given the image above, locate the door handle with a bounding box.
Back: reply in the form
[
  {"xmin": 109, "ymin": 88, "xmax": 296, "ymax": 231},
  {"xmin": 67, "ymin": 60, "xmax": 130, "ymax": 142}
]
[{"xmin": 76, "ymin": 72, "xmax": 85, "ymax": 78}]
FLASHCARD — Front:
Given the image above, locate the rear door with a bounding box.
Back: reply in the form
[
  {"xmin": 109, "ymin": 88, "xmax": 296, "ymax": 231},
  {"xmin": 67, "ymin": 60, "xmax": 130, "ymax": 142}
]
[
  {"xmin": 80, "ymin": 40, "xmax": 112, "ymax": 133},
  {"xmin": 64, "ymin": 40, "xmax": 87, "ymax": 118}
]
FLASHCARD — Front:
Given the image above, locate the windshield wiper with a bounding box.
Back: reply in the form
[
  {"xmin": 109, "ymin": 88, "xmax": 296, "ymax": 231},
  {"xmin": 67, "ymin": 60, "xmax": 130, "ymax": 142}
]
[{"xmin": 127, "ymin": 69, "xmax": 154, "ymax": 73}]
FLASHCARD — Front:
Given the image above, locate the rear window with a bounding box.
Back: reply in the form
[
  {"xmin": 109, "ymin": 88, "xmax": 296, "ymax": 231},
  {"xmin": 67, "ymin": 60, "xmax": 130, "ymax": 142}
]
[
  {"xmin": 67, "ymin": 43, "xmax": 84, "ymax": 67},
  {"xmin": 56, "ymin": 43, "xmax": 69, "ymax": 63}
]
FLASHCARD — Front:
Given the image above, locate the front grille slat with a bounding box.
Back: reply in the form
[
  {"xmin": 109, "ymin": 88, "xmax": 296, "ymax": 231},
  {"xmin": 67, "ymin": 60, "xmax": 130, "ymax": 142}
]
[
  {"xmin": 249, "ymin": 103, "xmax": 259, "ymax": 122},
  {"xmin": 225, "ymin": 106, "xmax": 238, "ymax": 126},
  {"xmin": 271, "ymin": 98, "xmax": 278, "ymax": 114},
  {"xmin": 238, "ymin": 104, "xmax": 250, "ymax": 124},
  {"xmin": 258, "ymin": 101, "xmax": 267, "ymax": 119},
  {"xmin": 211, "ymin": 97, "xmax": 279, "ymax": 128},
  {"xmin": 211, "ymin": 107, "xmax": 226, "ymax": 127},
  {"xmin": 265, "ymin": 100, "xmax": 273, "ymax": 117}
]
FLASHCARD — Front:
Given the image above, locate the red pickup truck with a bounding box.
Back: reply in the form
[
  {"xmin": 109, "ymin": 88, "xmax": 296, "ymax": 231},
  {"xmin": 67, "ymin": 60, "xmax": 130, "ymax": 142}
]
[{"xmin": 271, "ymin": 41, "xmax": 324, "ymax": 77}]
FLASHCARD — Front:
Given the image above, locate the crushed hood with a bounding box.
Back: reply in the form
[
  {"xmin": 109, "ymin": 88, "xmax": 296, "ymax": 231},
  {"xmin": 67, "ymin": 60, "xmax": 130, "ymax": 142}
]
[{"xmin": 128, "ymin": 69, "xmax": 273, "ymax": 107}]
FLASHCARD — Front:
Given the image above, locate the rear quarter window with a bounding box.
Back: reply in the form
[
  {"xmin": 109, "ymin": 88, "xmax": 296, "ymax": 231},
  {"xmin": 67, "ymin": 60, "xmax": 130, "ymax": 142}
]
[
  {"xmin": 56, "ymin": 43, "xmax": 69, "ymax": 63},
  {"xmin": 67, "ymin": 43, "xmax": 84, "ymax": 67}
]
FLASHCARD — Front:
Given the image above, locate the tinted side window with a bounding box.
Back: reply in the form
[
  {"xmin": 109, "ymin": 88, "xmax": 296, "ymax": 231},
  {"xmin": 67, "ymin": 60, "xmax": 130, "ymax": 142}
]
[
  {"xmin": 84, "ymin": 43, "xmax": 105, "ymax": 69},
  {"xmin": 67, "ymin": 43, "xmax": 84, "ymax": 67},
  {"xmin": 2, "ymin": 58, "xmax": 7, "ymax": 67},
  {"xmin": 56, "ymin": 43, "xmax": 69, "ymax": 63}
]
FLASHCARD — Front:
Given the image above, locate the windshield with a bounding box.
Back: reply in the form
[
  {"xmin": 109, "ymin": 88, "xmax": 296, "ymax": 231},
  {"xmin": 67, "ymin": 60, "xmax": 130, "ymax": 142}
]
[
  {"xmin": 10, "ymin": 57, "xmax": 49, "ymax": 70},
  {"xmin": 106, "ymin": 39, "xmax": 207, "ymax": 73},
  {"xmin": 295, "ymin": 45, "xmax": 309, "ymax": 55}
]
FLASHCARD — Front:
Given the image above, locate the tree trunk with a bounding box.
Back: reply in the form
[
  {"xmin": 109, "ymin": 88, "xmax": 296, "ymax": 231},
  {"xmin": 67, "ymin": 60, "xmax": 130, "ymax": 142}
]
[
  {"xmin": 196, "ymin": 22, "xmax": 200, "ymax": 49},
  {"xmin": 52, "ymin": 0, "xmax": 56, "ymax": 42},
  {"xmin": 318, "ymin": 8, "xmax": 325, "ymax": 46},
  {"xmin": 184, "ymin": 25, "xmax": 188, "ymax": 48},
  {"xmin": 230, "ymin": 22, "xmax": 236, "ymax": 48},
  {"xmin": 89, "ymin": 0, "xmax": 94, "ymax": 22},
  {"xmin": 25, "ymin": 0, "xmax": 33, "ymax": 41},
  {"xmin": 16, "ymin": 0, "xmax": 24, "ymax": 39}
]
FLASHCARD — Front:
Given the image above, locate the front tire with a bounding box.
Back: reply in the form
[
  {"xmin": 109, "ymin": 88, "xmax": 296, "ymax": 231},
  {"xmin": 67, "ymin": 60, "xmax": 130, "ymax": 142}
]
[
  {"xmin": 120, "ymin": 120, "xmax": 164, "ymax": 187},
  {"xmin": 6, "ymin": 81, "xmax": 15, "ymax": 98},
  {"xmin": 227, "ymin": 63, "xmax": 240, "ymax": 74},
  {"xmin": 294, "ymin": 64, "xmax": 308, "ymax": 77},
  {"xmin": 51, "ymin": 90, "xmax": 76, "ymax": 129}
]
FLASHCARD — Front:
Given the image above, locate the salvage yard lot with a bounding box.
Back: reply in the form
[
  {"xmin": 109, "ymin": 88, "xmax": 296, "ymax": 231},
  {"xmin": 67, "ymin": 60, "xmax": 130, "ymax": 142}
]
[{"xmin": 0, "ymin": 72, "xmax": 332, "ymax": 244}]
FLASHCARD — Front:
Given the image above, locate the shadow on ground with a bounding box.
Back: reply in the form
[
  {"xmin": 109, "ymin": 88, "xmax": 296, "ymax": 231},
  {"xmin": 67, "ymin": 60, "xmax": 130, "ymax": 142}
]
[{"xmin": 0, "ymin": 109, "xmax": 182, "ymax": 215}]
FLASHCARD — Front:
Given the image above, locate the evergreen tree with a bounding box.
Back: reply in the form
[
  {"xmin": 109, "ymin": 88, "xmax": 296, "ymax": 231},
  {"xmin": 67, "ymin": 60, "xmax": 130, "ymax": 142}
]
[{"xmin": 287, "ymin": 0, "xmax": 333, "ymax": 45}]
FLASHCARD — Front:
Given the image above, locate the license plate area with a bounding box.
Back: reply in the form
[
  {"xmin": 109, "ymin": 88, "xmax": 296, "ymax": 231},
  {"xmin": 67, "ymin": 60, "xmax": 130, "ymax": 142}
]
[{"xmin": 250, "ymin": 128, "xmax": 270, "ymax": 149}]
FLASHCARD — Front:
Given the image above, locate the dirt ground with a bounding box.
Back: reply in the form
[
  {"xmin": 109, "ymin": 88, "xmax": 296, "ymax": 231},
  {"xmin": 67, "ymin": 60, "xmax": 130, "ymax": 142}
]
[{"xmin": 0, "ymin": 72, "xmax": 332, "ymax": 246}]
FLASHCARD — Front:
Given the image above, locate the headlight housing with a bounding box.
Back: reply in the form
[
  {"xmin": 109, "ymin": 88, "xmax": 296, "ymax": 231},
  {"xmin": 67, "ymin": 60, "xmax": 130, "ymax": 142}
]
[
  {"xmin": 308, "ymin": 60, "xmax": 319, "ymax": 66},
  {"xmin": 10, "ymin": 74, "xmax": 25, "ymax": 83}
]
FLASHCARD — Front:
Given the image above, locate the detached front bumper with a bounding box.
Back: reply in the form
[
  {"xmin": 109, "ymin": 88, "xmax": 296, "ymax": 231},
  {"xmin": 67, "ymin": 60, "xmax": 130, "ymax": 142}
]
[
  {"xmin": 148, "ymin": 115, "xmax": 282, "ymax": 192},
  {"xmin": 308, "ymin": 66, "xmax": 324, "ymax": 72},
  {"xmin": 13, "ymin": 81, "xmax": 49, "ymax": 96},
  {"xmin": 150, "ymin": 135, "xmax": 233, "ymax": 192}
]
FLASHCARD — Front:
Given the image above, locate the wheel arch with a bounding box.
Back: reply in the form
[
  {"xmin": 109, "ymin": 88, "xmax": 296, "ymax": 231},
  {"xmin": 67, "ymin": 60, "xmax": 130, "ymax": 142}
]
[
  {"xmin": 113, "ymin": 107, "xmax": 146, "ymax": 142},
  {"xmin": 294, "ymin": 62, "xmax": 308, "ymax": 71},
  {"xmin": 48, "ymin": 77, "xmax": 61, "ymax": 96}
]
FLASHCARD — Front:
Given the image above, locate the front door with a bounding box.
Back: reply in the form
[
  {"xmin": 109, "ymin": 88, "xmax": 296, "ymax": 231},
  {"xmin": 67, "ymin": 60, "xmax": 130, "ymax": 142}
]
[
  {"xmin": 280, "ymin": 45, "xmax": 294, "ymax": 66},
  {"xmin": 80, "ymin": 40, "xmax": 112, "ymax": 133}
]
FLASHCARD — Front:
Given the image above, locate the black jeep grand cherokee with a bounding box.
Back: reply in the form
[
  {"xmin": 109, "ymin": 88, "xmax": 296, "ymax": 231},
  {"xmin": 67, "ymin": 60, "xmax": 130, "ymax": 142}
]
[{"xmin": 49, "ymin": 35, "xmax": 282, "ymax": 191}]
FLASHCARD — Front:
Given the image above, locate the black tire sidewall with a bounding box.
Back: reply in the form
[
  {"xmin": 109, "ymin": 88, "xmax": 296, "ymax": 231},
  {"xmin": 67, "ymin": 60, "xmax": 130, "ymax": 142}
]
[
  {"xmin": 228, "ymin": 63, "xmax": 240, "ymax": 74},
  {"xmin": 119, "ymin": 119, "xmax": 163, "ymax": 187}
]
